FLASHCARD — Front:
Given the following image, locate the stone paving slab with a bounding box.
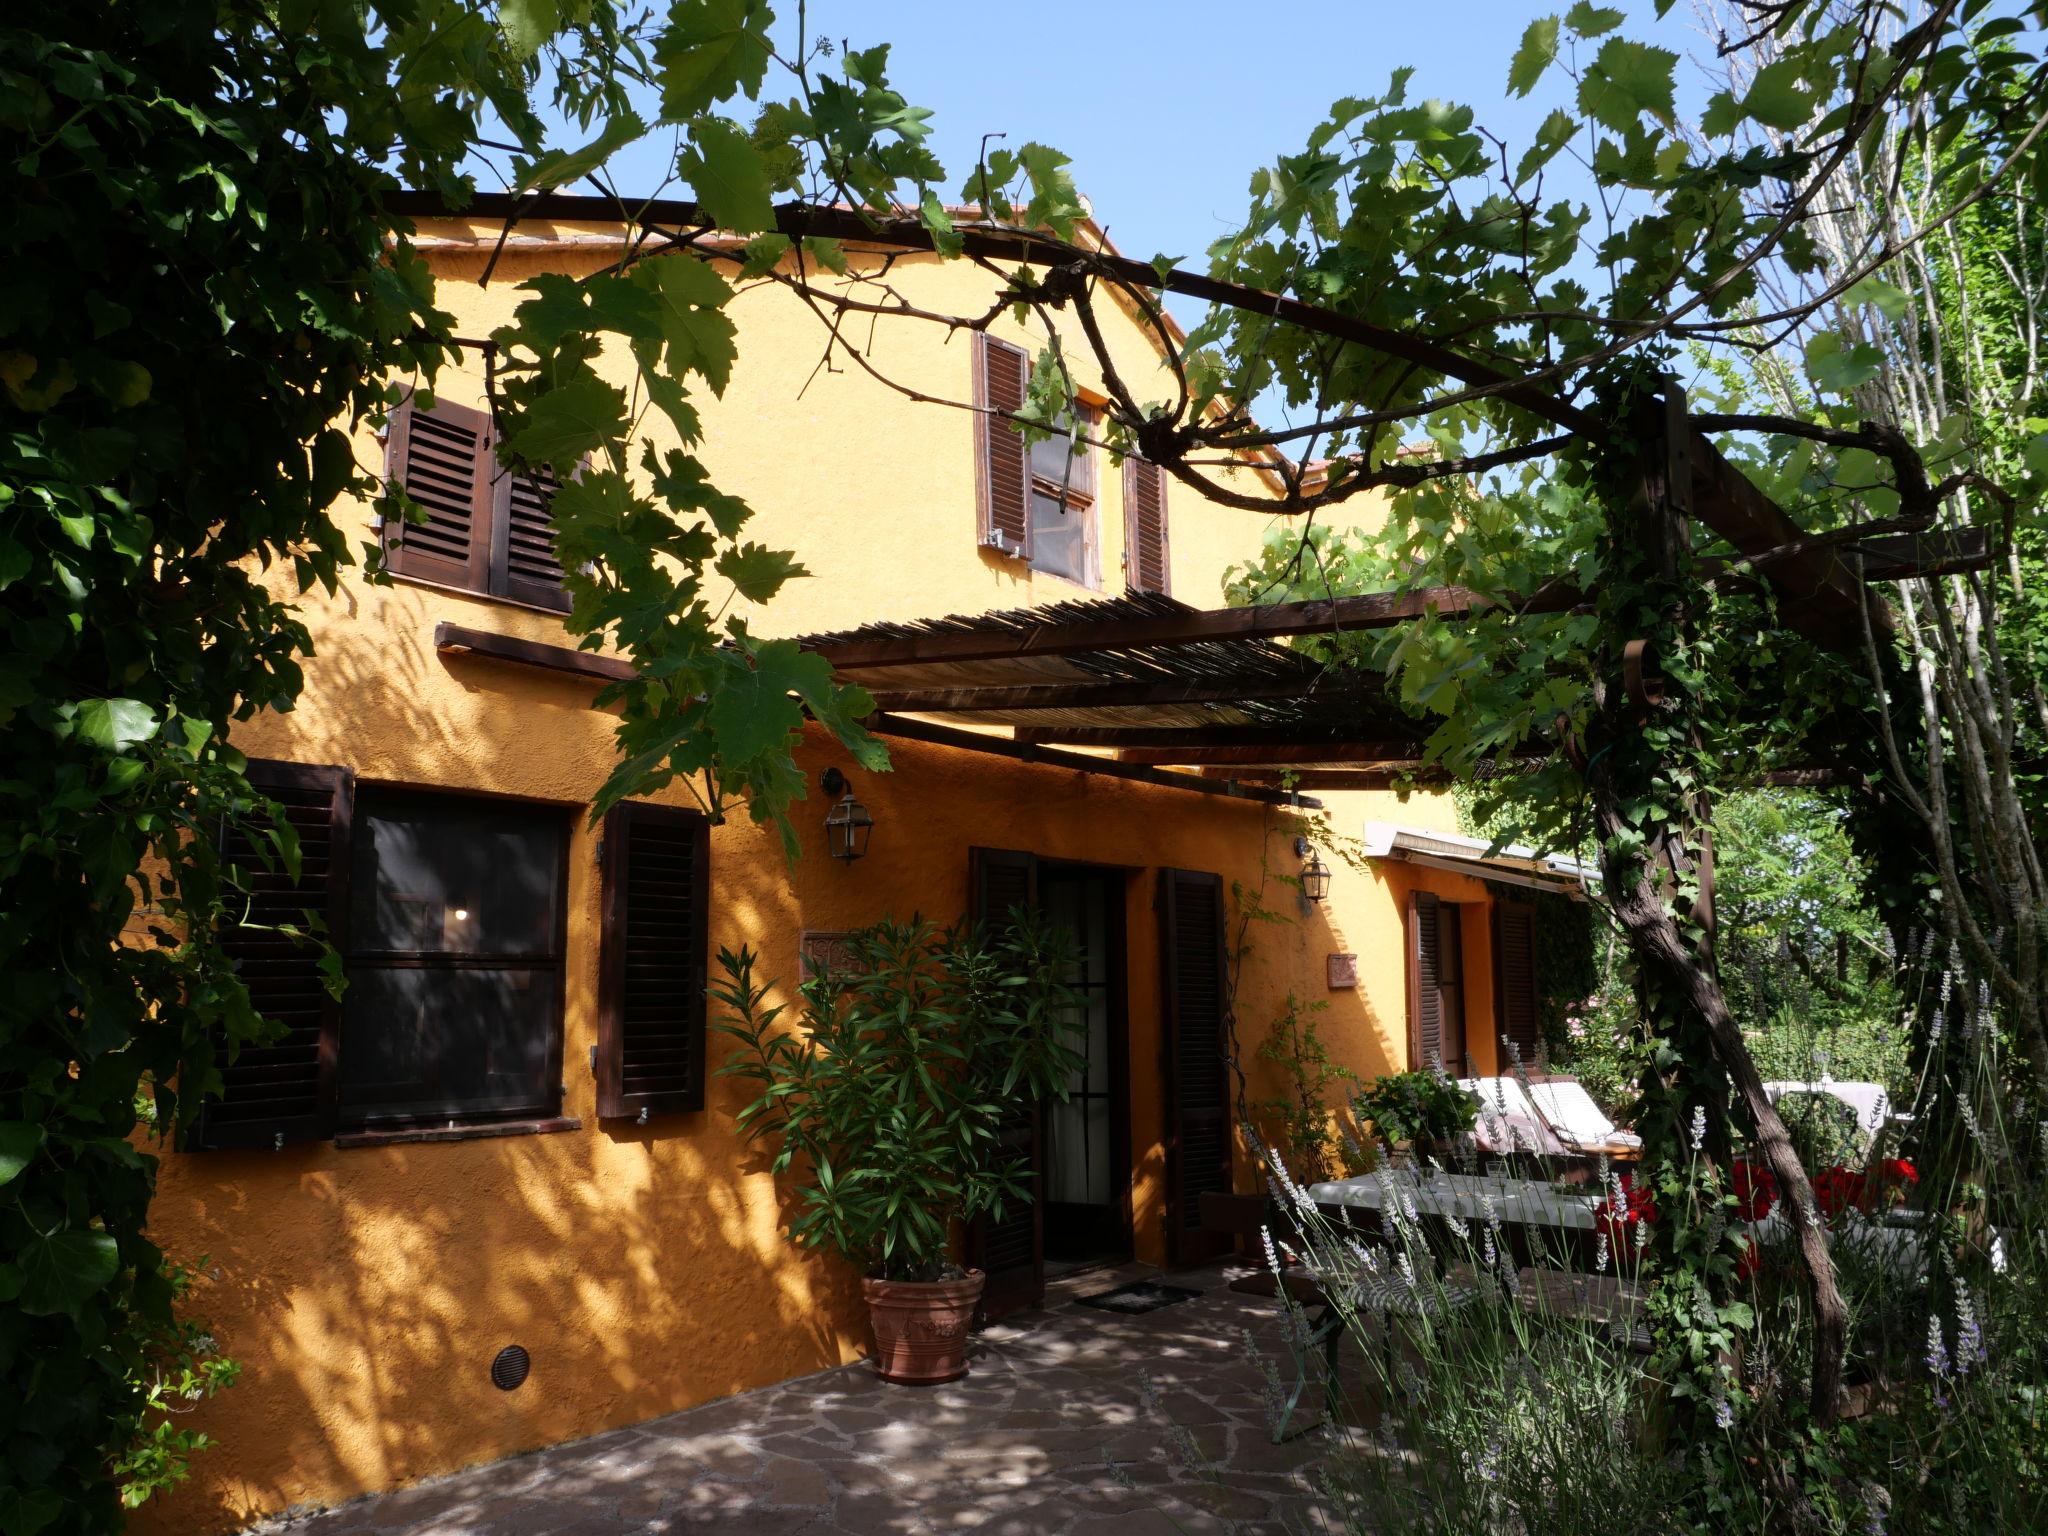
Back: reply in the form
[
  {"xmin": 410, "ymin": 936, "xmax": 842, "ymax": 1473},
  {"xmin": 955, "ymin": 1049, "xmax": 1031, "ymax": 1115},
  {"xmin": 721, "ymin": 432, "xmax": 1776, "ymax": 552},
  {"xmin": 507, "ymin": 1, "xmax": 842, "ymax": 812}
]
[{"xmin": 249, "ymin": 1262, "xmax": 1340, "ymax": 1536}]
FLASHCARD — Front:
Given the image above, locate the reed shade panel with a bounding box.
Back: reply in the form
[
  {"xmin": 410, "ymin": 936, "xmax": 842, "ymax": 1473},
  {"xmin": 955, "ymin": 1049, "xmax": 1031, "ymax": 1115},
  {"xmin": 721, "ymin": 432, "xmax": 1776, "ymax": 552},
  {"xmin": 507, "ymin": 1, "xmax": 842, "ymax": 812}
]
[{"xmin": 801, "ymin": 592, "xmax": 1418, "ymax": 741}]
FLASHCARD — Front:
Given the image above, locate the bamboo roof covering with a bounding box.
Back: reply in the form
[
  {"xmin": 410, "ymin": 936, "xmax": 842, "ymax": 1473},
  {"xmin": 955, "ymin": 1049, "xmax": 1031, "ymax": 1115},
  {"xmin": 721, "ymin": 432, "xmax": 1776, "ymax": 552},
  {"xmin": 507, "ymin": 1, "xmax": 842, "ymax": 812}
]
[{"xmin": 797, "ymin": 591, "xmax": 1503, "ymax": 798}]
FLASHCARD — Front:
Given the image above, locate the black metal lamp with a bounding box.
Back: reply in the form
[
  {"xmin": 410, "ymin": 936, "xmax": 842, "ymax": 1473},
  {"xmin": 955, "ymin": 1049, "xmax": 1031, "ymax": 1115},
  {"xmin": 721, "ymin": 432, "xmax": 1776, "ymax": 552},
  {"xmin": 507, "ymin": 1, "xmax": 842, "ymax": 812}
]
[
  {"xmin": 1295, "ymin": 836, "xmax": 1331, "ymax": 903},
  {"xmin": 820, "ymin": 767, "xmax": 874, "ymax": 862}
]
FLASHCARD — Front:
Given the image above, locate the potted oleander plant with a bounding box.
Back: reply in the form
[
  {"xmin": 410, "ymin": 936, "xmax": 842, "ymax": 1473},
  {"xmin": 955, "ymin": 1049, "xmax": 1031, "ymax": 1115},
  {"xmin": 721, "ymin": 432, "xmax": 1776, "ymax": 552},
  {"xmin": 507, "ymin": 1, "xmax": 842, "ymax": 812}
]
[
  {"xmin": 715, "ymin": 913, "xmax": 1084, "ymax": 1384},
  {"xmin": 1355, "ymin": 1070, "xmax": 1481, "ymax": 1162}
]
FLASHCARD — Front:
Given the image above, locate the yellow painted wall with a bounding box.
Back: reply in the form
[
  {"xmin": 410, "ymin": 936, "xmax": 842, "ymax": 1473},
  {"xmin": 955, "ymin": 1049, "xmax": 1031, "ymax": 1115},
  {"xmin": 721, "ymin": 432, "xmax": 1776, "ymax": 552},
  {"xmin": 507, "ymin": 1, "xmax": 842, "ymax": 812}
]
[
  {"xmin": 142, "ymin": 219, "xmax": 1490, "ymax": 1531},
  {"xmin": 402, "ymin": 218, "xmax": 1316, "ymax": 629}
]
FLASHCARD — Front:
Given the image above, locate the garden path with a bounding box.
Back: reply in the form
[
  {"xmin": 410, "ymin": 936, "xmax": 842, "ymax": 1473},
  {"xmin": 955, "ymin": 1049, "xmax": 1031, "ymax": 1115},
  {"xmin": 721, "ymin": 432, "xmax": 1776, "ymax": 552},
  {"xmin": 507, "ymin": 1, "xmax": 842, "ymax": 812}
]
[{"xmin": 250, "ymin": 1261, "xmax": 1338, "ymax": 1536}]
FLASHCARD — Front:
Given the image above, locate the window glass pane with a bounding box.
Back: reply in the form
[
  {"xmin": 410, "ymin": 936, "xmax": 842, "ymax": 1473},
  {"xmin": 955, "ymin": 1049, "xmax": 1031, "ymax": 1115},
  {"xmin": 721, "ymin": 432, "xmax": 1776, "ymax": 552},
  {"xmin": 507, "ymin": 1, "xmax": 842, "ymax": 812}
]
[
  {"xmin": 351, "ymin": 792, "xmax": 562, "ymax": 955},
  {"xmin": 1030, "ymin": 490, "xmax": 1093, "ymax": 584},
  {"xmin": 1028, "ymin": 428, "xmax": 1084, "ymax": 485},
  {"xmin": 339, "ymin": 966, "xmax": 555, "ymax": 1122}
]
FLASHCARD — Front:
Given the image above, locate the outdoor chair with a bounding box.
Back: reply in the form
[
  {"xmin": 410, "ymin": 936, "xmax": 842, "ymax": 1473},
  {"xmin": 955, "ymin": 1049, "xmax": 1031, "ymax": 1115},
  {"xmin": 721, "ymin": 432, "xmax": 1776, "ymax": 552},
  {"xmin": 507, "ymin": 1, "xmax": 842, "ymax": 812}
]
[
  {"xmin": 1522, "ymin": 1074, "xmax": 1644, "ymax": 1156},
  {"xmin": 1198, "ymin": 1190, "xmax": 1348, "ymax": 1442}
]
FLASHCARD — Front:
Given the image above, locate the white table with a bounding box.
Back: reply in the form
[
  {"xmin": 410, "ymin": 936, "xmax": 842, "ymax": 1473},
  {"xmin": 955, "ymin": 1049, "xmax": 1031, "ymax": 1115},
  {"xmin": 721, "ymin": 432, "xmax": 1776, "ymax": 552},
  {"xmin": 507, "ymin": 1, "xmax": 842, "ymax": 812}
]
[{"xmin": 1307, "ymin": 1168, "xmax": 1604, "ymax": 1232}]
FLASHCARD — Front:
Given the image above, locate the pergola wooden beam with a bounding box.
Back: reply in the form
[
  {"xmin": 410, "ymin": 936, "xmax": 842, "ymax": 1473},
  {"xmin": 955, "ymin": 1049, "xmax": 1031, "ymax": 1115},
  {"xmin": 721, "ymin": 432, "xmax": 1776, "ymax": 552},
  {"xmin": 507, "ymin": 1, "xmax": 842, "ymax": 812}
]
[
  {"xmin": 866, "ymin": 675, "xmax": 1385, "ymax": 713},
  {"xmin": 864, "ymin": 714, "xmax": 1321, "ymax": 808},
  {"xmin": 1014, "ymin": 724, "xmax": 1418, "ymax": 748},
  {"xmin": 1215, "ymin": 762, "xmax": 1866, "ymax": 790},
  {"xmin": 815, "ymin": 581, "xmax": 1584, "ymax": 671},
  {"xmin": 1685, "ymin": 435, "xmax": 1884, "ymax": 639},
  {"xmin": 1203, "ymin": 767, "xmax": 1478, "ymax": 790},
  {"xmin": 1119, "ymin": 743, "xmax": 1449, "ymax": 766}
]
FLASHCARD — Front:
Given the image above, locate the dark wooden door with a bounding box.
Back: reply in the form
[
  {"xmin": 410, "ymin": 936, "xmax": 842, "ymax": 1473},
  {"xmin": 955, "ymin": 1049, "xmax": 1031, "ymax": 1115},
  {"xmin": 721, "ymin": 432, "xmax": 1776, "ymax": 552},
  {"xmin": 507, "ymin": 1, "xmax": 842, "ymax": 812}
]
[
  {"xmin": 966, "ymin": 847, "xmax": 1044, "ymax": 1320},
  {"xmin": 1159, "ymin": 867, "xmax": 1233, "ymax": 1266}
]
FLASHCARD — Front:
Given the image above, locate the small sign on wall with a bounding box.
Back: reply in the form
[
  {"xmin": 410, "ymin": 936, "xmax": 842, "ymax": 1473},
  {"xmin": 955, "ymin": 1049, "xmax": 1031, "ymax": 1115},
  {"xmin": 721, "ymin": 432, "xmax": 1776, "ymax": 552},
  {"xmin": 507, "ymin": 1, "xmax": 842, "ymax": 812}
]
[
  {"xmin": 800, "ymin": 931, "xmax": 861, "ymax": 979},
  {"xmin": 1326, "ymin": 952, "xmax": 1359, "ymax": 990}
]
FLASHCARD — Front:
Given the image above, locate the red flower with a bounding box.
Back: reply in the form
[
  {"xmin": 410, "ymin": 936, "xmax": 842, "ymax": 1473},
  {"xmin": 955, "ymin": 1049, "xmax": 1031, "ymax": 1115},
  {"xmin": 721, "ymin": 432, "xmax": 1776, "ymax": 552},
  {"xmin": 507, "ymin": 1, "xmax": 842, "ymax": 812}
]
[
  {"xmin": 1733, "ymin": 1231, "xmax": 1762, "ymax": 1280},
  {"xmin": 1876, "ymin": 1158, "xmax": 1918, "ymax": 1186},
  {"xmin": 1730, "ymin": 1158, "xmax": 1779, "ymax": 1222},
  {"xmin": 1811, "ymin": 1165, "xmax": 1867, "ymax": 1220},
  {"xmin": 1594, "ymin": 1174, "xmax": 1658, "ymax": 1254}
]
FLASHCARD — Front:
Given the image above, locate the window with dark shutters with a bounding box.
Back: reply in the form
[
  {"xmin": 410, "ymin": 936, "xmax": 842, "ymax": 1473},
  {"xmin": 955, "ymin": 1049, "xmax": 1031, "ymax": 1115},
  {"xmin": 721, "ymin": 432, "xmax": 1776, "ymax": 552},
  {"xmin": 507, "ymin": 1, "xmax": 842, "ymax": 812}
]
[
  {"xmin": 974, "ymin": 335, "xmax": 1033, "ymax": 559},
  {"xmin": 1160, "ymin": 867, "xmax": 1232, "ymax": 1265},
  {"xmin": 191, "ymin": 760, "xmax": 352, "ymax": 1151},
  {"xmin": 967, "ymin": 846, "xmax": 1043, "ymax": 1320},
  {"xmin": 493, "ymin": 462, "xmax": 574, "ymax": 613},
  {"xmin": 384, "ymin": 392, "xmax": 571, "ymax": 613},
  {"xmin": 1122, "ymin": 456, "xmax": 1170, "ymax": 595},
  {"xmin": 384, "ymin": 395, "xmax": 491, "ymax": 593},
  {"xmin": 1493, "ymin": 901, "xmax": 1543, "ymax": 1068},
  {"xmin": 596, "ymin": 802, "xmax": 710, "ymax": 1119}
]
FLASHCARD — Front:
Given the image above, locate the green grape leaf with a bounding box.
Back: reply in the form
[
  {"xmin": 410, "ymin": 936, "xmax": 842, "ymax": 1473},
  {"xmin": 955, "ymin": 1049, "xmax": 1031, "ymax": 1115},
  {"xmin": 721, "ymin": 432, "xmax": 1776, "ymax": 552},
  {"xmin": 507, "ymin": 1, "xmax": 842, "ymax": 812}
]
[
  {"xmin": 1509, "ymin": 16, "xmax": 1560, "ymax": 97},
  {"xmin": 499, "ymin": 375, "xmax": 631, "ymax": 468},
  {"xmin": 681, "ymin": 116, "xmax": 775, "ymax": 235},
  {"xmin": 655, "ymin": 0, "xmax": 774, "ymax": 120}
]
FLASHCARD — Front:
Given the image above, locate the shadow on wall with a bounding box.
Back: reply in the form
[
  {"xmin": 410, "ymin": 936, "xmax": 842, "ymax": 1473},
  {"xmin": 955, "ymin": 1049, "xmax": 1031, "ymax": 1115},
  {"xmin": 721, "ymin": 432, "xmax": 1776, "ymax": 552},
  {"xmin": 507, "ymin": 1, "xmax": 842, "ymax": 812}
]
[{"xmin": 141, "ymin": 613, "xmax": 869, "ymax": 1535}]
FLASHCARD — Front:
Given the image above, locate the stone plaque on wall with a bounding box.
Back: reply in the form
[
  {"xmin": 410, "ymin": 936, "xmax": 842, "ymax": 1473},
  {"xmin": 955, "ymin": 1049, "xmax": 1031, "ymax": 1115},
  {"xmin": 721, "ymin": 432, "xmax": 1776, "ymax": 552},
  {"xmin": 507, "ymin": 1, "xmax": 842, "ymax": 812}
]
[
  {"xmin": 1326, "ymin": 952, "xmax": 1359, "ymax": 989},
  {"xmin": 799, "ymin": 930, "xmax": 860, "ymax": 979}
]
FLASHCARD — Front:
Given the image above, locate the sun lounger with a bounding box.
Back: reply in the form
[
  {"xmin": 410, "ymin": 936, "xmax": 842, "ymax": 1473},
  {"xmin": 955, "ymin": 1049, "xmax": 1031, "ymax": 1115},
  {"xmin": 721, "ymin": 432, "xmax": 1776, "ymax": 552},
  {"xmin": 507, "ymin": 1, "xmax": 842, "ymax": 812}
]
[
  {"xmin": 1522, "ymin": 1074, "xmax": 1642, "ymax": 1155},
  {"xmin": 1459, "ymin": 1076, "xmax": 1569, "ymax": 1158}
]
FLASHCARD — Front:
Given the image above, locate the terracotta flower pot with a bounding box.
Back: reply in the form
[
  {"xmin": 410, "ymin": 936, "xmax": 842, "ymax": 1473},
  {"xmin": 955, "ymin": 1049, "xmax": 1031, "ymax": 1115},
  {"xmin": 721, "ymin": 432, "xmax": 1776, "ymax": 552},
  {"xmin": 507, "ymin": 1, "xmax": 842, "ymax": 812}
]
[{"xmin": 861, "ymin": 1270, "xmax": 985, "ymax": 1385}]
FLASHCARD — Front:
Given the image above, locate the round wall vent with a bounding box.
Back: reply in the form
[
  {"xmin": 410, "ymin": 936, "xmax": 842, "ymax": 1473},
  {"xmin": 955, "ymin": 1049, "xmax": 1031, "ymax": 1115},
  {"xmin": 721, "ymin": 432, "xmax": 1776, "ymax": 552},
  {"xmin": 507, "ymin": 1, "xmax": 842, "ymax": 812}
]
[{"xmin": 490, "ymin": 1345, "xmax": 531, "ymax": 1391}]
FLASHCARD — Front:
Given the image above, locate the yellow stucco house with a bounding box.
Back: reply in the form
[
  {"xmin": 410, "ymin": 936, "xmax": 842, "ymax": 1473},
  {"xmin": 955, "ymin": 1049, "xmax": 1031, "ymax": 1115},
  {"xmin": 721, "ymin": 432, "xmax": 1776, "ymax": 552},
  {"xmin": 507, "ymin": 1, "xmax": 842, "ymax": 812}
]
[{"xmin": 144, "ymin": 203, "xmax": 1566, "ymax": 1532}]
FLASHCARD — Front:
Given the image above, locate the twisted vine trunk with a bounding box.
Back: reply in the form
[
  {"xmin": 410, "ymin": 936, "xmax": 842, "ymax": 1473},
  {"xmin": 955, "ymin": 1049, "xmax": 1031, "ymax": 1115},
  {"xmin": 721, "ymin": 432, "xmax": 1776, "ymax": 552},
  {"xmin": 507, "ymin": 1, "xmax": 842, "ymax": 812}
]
[
  {"xmin": 1586, "ymin": 385, "xmax": 1849, "ymax": 1425},
  {"xmin": 1588, "ymin": 787, "xmax": 1851, "ymax": 1424}
]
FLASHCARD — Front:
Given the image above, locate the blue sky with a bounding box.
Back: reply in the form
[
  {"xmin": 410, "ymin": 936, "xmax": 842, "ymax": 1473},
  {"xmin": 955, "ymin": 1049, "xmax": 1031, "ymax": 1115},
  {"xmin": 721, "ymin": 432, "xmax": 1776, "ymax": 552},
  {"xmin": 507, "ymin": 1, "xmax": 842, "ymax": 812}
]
[{"xmin": 566, "ymin": 0, "xmax": 1710, "ymax": 283}]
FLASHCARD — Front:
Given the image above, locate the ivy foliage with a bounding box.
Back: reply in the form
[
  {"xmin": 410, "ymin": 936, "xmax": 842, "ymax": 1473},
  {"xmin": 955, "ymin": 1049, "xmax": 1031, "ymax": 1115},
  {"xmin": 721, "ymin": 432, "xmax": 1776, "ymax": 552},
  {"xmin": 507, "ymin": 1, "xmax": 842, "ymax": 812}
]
[{"xmin": 0, "ymin": 1, "xmax": 880, "ymax": 1529}]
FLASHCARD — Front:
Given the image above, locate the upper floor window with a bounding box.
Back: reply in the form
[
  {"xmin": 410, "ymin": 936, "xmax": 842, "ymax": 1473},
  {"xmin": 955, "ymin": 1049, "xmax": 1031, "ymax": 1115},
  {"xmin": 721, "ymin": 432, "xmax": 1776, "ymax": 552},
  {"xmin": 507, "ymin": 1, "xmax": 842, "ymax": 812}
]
[
  {"xmin": 383, "ymin": 393, "xmax": 572, "ymax": 614},
  {"xmin": 974, "ymin": 334, "xmax": 1167, "ymax": 594},
  {"xmin": 1026, "ymin": 408, "xmax": 1098, "ymax": 586}
]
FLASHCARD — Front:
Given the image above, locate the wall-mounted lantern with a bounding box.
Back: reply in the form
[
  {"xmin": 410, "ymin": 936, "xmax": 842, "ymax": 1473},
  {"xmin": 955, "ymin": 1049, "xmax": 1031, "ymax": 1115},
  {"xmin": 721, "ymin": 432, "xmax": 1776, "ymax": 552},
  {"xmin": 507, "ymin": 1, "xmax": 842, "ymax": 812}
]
[
  {"xmin": 1295, "ymin": 837, "xmax": 1331, "ymax": 903},
  {"xmin": 821, "ymin": 767, "xmax": 874, "ymax": 862}
]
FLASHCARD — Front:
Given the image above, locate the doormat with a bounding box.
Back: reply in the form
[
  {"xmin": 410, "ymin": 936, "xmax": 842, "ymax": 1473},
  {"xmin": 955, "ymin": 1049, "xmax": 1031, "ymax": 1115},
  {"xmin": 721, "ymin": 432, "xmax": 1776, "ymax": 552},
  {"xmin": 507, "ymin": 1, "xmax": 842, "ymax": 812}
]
[{"xmin": 1073, "ymin": 1280, "xmax": 1203, "ymax": 1315}]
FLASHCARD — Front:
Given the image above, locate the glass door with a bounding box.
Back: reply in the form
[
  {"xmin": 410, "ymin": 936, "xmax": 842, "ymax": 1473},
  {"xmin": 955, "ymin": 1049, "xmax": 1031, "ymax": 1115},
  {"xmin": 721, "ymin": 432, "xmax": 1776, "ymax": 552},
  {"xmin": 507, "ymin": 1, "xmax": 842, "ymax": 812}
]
[{"xmin": 1038, "ymin": 865, "xmax": 1130, "ymax": 1266}]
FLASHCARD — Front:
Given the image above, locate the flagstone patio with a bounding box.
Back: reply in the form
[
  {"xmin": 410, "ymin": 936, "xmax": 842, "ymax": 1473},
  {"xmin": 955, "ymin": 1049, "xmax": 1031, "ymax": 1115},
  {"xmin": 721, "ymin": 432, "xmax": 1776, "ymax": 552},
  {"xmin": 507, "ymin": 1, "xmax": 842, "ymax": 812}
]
[{"xmin": 253, "ymin": 1262, "xmax": 1338, "ymax": 1536}]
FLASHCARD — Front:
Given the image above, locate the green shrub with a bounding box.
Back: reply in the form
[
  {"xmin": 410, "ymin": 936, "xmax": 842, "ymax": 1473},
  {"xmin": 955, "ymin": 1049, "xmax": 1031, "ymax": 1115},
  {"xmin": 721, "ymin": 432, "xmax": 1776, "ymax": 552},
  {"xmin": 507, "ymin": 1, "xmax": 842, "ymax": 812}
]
[
  {"xmin": 1254, "ymin": 991, "xmax": 1361, "ymax": 1183},
  {"xmin": 1354, "ymin": 1070, "xmax": 1480, "ymax": 1147},
  {"xmin": 715, "ymin": 913, "xmax": 1086, "ymax": 1282}
]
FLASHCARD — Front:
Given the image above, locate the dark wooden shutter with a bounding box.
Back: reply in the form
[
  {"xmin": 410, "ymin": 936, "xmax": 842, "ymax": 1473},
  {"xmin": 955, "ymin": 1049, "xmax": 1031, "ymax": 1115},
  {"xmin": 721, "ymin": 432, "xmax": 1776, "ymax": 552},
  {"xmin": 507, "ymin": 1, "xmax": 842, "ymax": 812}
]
[
  {"xmin": 1160, "ymin": 867, "xmax": 1232, "ymax": 1265},
  {"xmin": 384, "ymin": 394, "xmax": 490, "ymax": 592},
  {"xmin": 1493, "ymin": 901, "xmax": 1542, "ymax": 1068},
  {"xmin": 974, "ymin": 335, "xmax": 1032, "ymax": 559},
  {"xmin": 1408, "ymin": 890, "xmax": 1444, "ymax": 1072},
  {"xmin": 492, "ymin": 464, "xmax": 573, "ymax": 613},
  {"xmin": 967, "ymin": 846, "xmax": 1043, "ymax": 1319},
  {"xmin": 597, "ymin": 801, "xmax": 710, "ymax": 1119},
  {"xmin": 1122, "ymin": 456, "xmax": 1170, "ymax": 595},
  {"xmin": 192, "ymin": 760, "xmax": 351, "ymax": 1150}
]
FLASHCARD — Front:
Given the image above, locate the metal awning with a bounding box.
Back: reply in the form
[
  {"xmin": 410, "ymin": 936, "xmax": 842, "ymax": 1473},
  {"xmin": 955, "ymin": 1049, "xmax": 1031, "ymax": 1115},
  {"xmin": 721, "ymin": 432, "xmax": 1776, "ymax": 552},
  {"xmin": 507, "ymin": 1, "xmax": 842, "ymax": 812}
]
[{"xmin": 1362, "ymin": 821, "xmax": 1597, "ymax": 899}]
